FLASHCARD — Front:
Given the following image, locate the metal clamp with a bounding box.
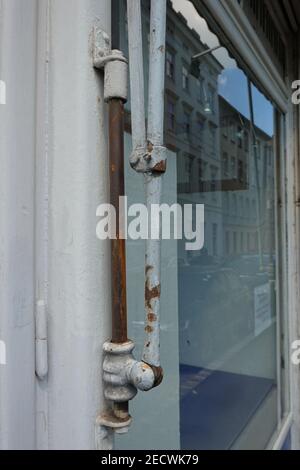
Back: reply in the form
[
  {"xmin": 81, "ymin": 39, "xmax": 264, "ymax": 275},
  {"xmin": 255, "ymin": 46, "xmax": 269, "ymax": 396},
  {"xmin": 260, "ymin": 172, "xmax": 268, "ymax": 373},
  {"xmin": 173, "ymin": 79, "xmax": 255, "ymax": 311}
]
[
  {"xmin": 130, "ymin": 142, "xmax": 167, "ymax": 173},
  {"xmin": 93, "ymin": 26, "xmax": 128, "ymax": 102}
]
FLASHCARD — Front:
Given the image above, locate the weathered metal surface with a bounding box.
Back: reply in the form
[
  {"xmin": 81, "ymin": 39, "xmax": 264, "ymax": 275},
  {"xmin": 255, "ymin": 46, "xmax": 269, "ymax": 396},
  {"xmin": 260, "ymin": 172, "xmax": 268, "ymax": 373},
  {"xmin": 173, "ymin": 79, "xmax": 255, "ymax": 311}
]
[
  {"xmin": 93, "ymin": 27, "xmax": 128, "ymax": 103},
  {"xmin": 130, "ymin": 142, "xmax": 167, "ymax": 173},
  {"xmin": 127, "ymin": 0, "xmax": 167, "ymax": 371},
  {"xmin": 96, "ymin": 1, "xmax": 167, "ymax": 434},
  {"xmin": 103, "ymin": 340, "xmax": 156, "ymax": 396},
  {"xmin": 141, "ymin": 0, "xmax": 167, "ymax": 369},
  {"xmin": 109, "ymin": 99, "xmax": 128, "ymax": 345}
]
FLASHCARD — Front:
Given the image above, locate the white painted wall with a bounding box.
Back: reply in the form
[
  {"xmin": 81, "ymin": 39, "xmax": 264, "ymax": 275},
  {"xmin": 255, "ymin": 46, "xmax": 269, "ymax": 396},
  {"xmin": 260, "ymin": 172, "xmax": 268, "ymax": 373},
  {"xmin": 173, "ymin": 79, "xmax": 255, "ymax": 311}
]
[
  {"xmin": 46, "ymin": 0, "xmax": 111, "ymax": 450},
  {"xmin": 0, "ymin": 0, "xmax": 112, "ymax": 449},
  {"xmin": 0, "ymin": 0, "xmax": 37, "ymax": 449}
]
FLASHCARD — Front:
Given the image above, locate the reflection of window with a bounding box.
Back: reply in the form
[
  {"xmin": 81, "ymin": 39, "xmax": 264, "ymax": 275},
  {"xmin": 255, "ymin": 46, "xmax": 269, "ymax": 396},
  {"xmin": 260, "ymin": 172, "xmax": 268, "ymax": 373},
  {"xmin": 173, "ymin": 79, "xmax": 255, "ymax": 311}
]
[
  {"xmin": 231, "ymin": 156, "xmax": 236, "ymax": 177},
  {"xmin": 197, "ymin": 77, "xmax": 204, "ymax": 102},
  {"xmin": 221, "ymin": 117, "xmax": 228, "ymax": 138},
  {"xmin": 210, "ymin": 166, "xmax": 218, "ymax": 195},
  {"xmin": 237, "ymin": 126, "xmax": 243, "ymax": 148},
  {"xmin": 196, "ymin": 118, "xmax": 204, "ymax": 146},
  {"xmin": 182, "ymin": 65, "xmax": 189, "ymax": 91},
  {"xmin": 240, "ymin": 232, "xmax": 244, "ymax": 252},
  {"xmin": 198, "ymin": 158, "xmax": 206, "ymax": 193},
  {"xmin": 167, "ymin": 100, "xmax": 176, "ymax": 131},
  {"xmin": 208, "ymin": 85, "xmax": 215, "ymax": 113},
  {"xmin": 230, "ymin": 121, "xmax": 235, "ymax": 142},
  {"xmin": 244, "ymin": 131, "xmax": 249, "ymax": 151},
  {"xmin": 209, "ymin": 123, "xmax": 216, "ymax": 154},
  {"xmin": 183, "ymin": 111, "xmax": 191, "ymax": 139},
  {"xmin": 166, "ymin": 50, "xmax": 175, "ymax": 81},
  {"xmin": 238, "ymin": 160, "xmax": 244, "ymax": 182},
  {"xmin": 225, "ymin": 231, "xmax": 230, "ymax": 255},
  {"xmin": 223, "ymin": 153, "xmax": 229, "ymax": 176}
]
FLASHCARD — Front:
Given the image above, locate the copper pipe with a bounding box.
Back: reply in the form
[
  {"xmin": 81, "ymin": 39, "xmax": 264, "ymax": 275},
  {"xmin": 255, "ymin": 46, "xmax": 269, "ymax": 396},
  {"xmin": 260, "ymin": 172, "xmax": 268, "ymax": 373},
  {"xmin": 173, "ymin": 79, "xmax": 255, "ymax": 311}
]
[
  {"xmin": 109, "ymin": 98, "xmax": 128, "ymax": 344},
  {"xmin": 108, "ymin": 98, "xmax": 129, "ymax": 420}
]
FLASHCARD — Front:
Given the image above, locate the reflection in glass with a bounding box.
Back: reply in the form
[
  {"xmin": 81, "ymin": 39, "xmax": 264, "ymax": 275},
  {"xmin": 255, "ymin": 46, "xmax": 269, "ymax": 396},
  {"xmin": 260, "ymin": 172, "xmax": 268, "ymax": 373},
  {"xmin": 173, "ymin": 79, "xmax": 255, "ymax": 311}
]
[
  {"xmin": 117, "ymin": 0, "xmax": 281, "ymax": 450},
  {"xmin": 170, "ymin": 0, "xmax": 277, "ymax": 450}
]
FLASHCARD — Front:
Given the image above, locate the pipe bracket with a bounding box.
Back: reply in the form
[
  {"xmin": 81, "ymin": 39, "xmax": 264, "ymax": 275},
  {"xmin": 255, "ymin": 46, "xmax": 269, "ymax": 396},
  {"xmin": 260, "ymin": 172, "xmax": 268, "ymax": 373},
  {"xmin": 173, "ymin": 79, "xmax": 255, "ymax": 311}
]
[
  {"xmin": 130, "ymin": 143, "xmax": 167, "ymax": 173},
  {"xmin": 93, "ymin": 26, "xmax": 128, "ymax": 102}
]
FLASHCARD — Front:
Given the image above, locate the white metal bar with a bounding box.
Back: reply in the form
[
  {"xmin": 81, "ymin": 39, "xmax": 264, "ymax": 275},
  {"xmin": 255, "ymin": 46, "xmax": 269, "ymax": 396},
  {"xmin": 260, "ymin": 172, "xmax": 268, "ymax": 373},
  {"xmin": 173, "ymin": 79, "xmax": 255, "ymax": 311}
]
[
  {"xmin": 127, "ymin": 0, "xmax": 146, "ymax": 152},
  {"xmin": 147, "ymin": 0, "xmax": 166, "ymax": 148},
  {"xmin": 142, "ymin": 0, "xmax": 167, "ymax": 368}
]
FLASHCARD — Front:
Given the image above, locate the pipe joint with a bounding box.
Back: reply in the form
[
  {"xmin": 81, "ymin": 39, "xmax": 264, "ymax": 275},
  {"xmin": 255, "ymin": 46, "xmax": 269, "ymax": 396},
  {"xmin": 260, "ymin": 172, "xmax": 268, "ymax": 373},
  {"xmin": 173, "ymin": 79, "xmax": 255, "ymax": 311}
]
[
  {"xmin": 130, "ymin": 143, "xmax": 167, "ymax": 173},
  {"xmin": 103, "ymin": 340, "xmax": 158, "ymax": 405}
]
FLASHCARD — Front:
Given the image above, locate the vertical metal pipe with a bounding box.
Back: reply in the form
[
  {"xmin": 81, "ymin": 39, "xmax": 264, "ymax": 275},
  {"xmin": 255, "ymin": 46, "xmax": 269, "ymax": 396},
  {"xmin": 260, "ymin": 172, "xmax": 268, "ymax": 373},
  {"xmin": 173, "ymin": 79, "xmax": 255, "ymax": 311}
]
[
  {"xmin": 109, "ymin": 98, "xmax": 128, "ymax": 345},
  {"xmin": 142, "ymin": 0, "xmax": 167, "ymax": 369},
  {"xmin": 108, "ymin": 97, "xmax": 129, "ymax": 419},
  {"xmin": 127, "ymin": 0, "xmax": 147, "ymax": 152}
]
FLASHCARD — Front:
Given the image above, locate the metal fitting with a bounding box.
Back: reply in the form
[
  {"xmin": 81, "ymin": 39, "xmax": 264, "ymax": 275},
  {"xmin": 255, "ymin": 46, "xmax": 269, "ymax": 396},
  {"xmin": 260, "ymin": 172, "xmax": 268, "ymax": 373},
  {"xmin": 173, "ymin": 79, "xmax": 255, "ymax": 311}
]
[
  {"xmin": 100, "ymin": 340, "xmax": 160, "ymax": 431},
  {"xmin": 93, "ymin": 26, "xmax": 128, "ymax": 102},
  {"xmin": 130, "ymin": 142, "xmax": 167, "ymax": 173},
  {"xmin": 103, "ymin": 340, "xmax": 156, "ymax": 401}
]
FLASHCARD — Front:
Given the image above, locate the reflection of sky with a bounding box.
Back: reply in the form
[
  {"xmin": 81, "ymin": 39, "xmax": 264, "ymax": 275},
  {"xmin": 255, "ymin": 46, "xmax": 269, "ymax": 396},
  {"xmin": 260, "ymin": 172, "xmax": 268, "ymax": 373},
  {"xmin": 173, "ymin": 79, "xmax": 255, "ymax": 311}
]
[
  {"xmin": 171, "ymin": 0, "xmax": 274, "ymax": 137},
  {"xmin": 219, "ymin": 69, "xmax": 274, "ymax": 136}
]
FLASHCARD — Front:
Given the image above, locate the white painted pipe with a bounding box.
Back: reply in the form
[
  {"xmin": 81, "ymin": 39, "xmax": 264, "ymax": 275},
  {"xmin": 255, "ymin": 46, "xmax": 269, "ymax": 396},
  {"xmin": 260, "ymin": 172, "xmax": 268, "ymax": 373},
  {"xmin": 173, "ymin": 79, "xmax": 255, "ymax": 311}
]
[
  {"xmin": 127, "ymin": 0, "xmax": 146, "ymax": 152},
  {"xmin": 143, "ymin": 0, "xmax": 167, "ymax": 368},
  {"xmin": 127, "ymin": 0, "xmax": 166, "ymax": 369},
  {"xmin": 147, "ymin": 0, "xmax": 167, "ymax": 148}
]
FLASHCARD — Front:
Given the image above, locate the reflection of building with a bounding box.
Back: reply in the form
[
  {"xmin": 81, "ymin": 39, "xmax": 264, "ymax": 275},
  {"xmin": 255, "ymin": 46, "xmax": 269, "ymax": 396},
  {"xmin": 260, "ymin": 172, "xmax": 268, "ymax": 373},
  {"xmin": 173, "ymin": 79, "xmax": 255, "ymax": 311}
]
[
  {"xmin": 118, "ymin": 0, "xmax": 224, "ymax": 260},
  {"xmin": 219, "ymin": 96, "xmax": 274, "ymax": 257},
  {"xmin": 162, "ymin": 1, "xmax": 223, "ymax": 261},
  {"xmin": 119, "ymin": 0, "xmax": 275, "ymax": 262}
]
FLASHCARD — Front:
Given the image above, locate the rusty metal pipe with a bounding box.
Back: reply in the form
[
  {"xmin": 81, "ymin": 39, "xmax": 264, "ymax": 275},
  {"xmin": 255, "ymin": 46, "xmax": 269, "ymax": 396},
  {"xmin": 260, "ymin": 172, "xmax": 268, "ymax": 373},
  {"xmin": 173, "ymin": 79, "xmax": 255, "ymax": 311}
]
[
  {"xmin": 142, "ymin": 0, "xmax": 167, "ymax": 370},
  {"xmin": 109, "ymin": 98, "xmax": 128, "ymax": 345},
  {"xmin": 108, "ymin": 98, "xmax": 129, "ymax": 420}
]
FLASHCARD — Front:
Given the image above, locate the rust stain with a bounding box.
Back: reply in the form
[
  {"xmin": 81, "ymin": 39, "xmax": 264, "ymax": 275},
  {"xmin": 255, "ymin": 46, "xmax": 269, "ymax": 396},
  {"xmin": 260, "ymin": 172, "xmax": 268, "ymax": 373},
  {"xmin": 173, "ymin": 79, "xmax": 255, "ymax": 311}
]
[
  {"xmin": 152, "ymin": 160, "xmax": 166, "ymax": 173},
  {"xmin": 145, "ymin": 325, "xmax": 153, "ymax": 333},
  {"xmin": 111, "ymin": 163, "xmax": 116, "ymax": 172},
  {"xmin": 143, "ymin": 363, "xmax": 164, "ymax": 388},
  {"xmin": 145, "ymin": 282, "xmax": 161, "ymax": 310},
  {"xmin": 152, "ymin": 365, "xmax": 163, "ymax": 387},
  {"xmin": 147, "ymin": 312, "xmax": 157, "ymax": 322}
]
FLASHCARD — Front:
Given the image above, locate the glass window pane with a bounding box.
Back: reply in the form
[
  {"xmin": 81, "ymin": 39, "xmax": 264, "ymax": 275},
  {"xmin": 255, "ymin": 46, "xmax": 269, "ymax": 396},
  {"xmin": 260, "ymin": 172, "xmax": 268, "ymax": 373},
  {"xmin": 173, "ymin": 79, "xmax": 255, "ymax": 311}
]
[{"xmin": 116, "ymin": 0, "xmax": 287, "ymax": 450}]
